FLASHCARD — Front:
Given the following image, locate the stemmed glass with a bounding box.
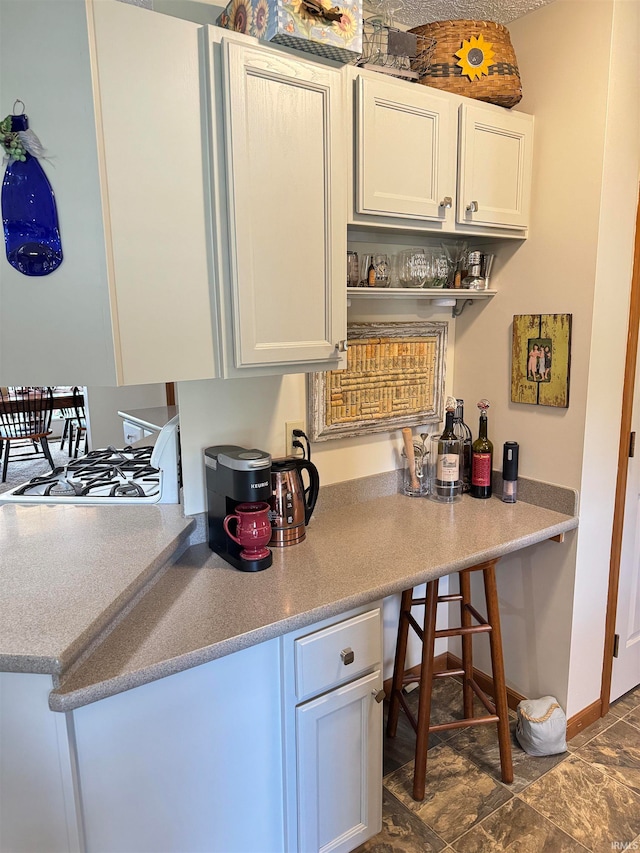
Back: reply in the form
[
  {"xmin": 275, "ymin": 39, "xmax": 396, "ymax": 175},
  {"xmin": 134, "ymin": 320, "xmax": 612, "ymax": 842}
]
[{"xmin": 441, "ymin": 241, "xmax": 468, "ymax": 288}]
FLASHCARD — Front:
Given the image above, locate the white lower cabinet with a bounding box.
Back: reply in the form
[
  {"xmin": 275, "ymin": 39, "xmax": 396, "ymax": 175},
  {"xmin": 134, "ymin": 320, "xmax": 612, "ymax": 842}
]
[
  {"xmin": 72, "ymin": 639, "xmax": 286, "ymax": 853},
  {"xmin": 296, "ymin": 671, "xmax": 383, "ymax": 853},
  {"xmin": 0, "ymin": 606, "xmax": 383, "ymax": 853},
  {"xmin": 282, "ymin": 605, "xmax": 384, "ymax": 852}
]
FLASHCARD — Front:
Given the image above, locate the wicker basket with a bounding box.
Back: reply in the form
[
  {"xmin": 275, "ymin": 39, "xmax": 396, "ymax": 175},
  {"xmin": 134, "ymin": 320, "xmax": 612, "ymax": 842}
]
[{"xmin": 409, "ymin": 19, "xmax": 522, "ymax": 108}]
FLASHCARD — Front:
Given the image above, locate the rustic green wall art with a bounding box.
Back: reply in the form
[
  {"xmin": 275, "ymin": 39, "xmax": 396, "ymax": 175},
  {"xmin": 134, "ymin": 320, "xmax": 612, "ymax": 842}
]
[{"xmin": 511, "ymin": 314, "xmax": 572, "ymax": 407}]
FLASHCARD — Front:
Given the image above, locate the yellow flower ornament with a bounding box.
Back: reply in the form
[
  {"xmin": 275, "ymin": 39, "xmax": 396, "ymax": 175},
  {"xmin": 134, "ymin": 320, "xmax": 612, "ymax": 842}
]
[{"xmin": 455, "ymin": 34, "xmax": 495, "ymax": 80}]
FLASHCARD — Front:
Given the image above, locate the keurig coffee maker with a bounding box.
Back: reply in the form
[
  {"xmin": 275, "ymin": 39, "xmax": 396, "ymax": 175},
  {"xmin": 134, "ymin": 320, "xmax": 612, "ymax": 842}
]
[{"xmin": 205, "ymin": 445, "xmax": 273, "ymax": 572}]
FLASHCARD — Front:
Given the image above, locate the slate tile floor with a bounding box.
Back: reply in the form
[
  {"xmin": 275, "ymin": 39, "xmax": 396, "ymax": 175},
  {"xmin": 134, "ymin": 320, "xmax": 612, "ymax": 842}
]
[{"xmin": 355, "ymin": 679, "xmax": 640, "ymax": 853}]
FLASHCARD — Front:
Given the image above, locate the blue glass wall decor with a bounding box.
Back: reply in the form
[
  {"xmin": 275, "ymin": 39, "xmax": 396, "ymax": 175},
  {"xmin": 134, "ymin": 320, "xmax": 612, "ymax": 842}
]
[{"xmin": 1, "ymin": 109, "xmax": 63, "ymax": 276}]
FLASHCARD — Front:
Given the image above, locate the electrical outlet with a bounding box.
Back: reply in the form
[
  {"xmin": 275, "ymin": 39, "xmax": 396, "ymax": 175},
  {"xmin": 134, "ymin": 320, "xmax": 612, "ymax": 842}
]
[{"xmin": 285, "ymin": 420, "xmax": 305, "ymax": 456}]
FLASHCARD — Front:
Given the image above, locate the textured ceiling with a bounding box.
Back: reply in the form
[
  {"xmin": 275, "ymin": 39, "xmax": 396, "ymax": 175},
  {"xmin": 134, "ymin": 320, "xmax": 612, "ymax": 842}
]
[{"xmin": 366, "ymin": 0, "xmax": 556, "ymax": 27}]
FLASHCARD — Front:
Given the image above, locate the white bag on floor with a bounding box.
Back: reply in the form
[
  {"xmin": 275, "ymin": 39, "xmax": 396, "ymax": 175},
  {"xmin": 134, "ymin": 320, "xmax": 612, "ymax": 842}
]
[{"xmin": 515, "ymin": 696, "xmax": 567, "ymax": 756}]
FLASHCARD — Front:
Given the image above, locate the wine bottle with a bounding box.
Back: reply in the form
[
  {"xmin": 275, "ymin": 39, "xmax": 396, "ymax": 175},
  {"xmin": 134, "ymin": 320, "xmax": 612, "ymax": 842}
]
[
  {"xmin": 434, "ymin": 407, "xmax": 461, "ymax": 501},
  {"xmin": 367, "ymin": 260, "xmax": 376, "ymax": 287},
  {"xmin": 471, "ymin": 399, "xmax": 493, "ymax": 499},
  {"xmin": 453, "ymin": 398, "xmax": 472, "ymax": 493}
]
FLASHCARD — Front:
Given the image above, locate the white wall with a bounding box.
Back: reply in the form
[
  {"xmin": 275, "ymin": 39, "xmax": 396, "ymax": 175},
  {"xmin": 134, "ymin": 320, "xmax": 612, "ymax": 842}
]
[
  {"xmin": 454, "ymin": 0, "xmax": 639, "ymax": 715},
  {"xmin": 177, "ymin": 304, "xmax": 455, "ymax": 515},
  {"xmin": 85, "ymin": 384, "xmax": 167, "ymax": 448}
]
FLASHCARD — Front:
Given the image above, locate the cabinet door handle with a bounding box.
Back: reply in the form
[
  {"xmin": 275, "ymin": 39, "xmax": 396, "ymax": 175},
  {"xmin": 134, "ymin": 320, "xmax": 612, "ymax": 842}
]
[
  {"xmin": 372, "ymin": 689, "xmax": 385, "ymax": 703},
  {"xmin": 340, "ymin": 647, "xmax": 355, "ymax": 665},
  {"xmin": 335, "ymin": 340, "xmax": 348, "ymax": 353},
  {"xmin": 466, "ymin": 200, "xmax": 479, "ymax": 213},
  {"xmin": 439, "ymin": 196, "xmax": 452, "ymax": 209}
]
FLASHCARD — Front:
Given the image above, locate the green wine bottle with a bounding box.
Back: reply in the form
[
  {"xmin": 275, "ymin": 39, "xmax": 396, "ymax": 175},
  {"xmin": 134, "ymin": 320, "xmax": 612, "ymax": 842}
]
[{"xmin": 471, "ymin": 399, "xmax": 493, "ymax": 499}]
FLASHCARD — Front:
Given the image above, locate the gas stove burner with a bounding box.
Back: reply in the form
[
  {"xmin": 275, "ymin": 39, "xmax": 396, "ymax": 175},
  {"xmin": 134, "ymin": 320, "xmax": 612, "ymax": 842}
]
[
  {"xmin": 0, "ymin": 413, "xmax": 179, "ymax": 505},
  {"xmin": 111, "ymin": 481, "xmax": 147, "ymax": 498},
  {"xmin": 13, "ymin": 472, "xmax": 63, "ymax": 495},
  {"xmin": 48, "ymin": 480, "xmax": 82, "ymax": 497}
]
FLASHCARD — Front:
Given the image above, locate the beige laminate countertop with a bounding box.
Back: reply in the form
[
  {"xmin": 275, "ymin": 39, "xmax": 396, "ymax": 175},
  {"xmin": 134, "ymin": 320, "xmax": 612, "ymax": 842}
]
[
  {"xmin": 0, "ymin": 504, "xmax": 194, "ymax": 675},
  {"xmin": 49, "ymin": 487, "xmax": 578, "ymax": 712}
]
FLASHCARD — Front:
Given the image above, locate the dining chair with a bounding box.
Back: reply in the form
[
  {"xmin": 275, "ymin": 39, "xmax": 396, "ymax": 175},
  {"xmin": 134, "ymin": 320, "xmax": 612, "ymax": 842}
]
[
  {"xmin": 71, "ymin": 386, "xmax": 88, "ymax": 458},
  {"xmin": 0, "ymin": 387, "xmax": 55, "ymax": 482},
  {"xmin": 59, "ymin": 404, "xmax": 77, "ymax": 454}
]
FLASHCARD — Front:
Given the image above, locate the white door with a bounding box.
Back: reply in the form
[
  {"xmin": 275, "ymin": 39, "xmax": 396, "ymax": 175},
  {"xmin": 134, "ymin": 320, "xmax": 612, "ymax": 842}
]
[
  {"xmin": 297, "ymin": 670, "xmax": 383, "ymax": 853},
  {"xmin": 457, "ymin": 104, "xmax": 533, "ymax": 230},
  {"xmin": 356, "ymin": 75, "xmax": 456, "ymax": 221},
  {"xmin": 222, "ymin": 40, "xmax": 346, "ymax": 368},
  {"xmin": 612, "ymin": 368, "xmax": 640, "ymax": 700}
]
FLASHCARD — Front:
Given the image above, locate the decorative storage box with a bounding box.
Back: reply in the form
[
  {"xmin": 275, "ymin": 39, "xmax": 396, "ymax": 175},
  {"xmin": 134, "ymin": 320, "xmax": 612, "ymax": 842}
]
[{"xmin": 217, "ymin": 0, "xmax": 363, "ymax": 64}]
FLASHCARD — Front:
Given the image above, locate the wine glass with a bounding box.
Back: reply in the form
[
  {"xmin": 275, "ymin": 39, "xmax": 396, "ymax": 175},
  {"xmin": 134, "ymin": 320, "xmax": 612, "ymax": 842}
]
[{"xmin": 398, "ymin": 248, "xmax": 427, "ymax": 288}]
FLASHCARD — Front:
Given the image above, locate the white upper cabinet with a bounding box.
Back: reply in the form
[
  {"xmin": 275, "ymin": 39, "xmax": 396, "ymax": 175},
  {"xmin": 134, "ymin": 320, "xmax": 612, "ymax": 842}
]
[
  {"xmin": 356, "ymin": 76, "xmax": 456, "ymax": 222},
  {"xmin": 208, "ymin": 34, "xmax": 347, "ymax": 375},
  {"xmin": 350, "ymin": 68, "xmax": 534, "ymax": 237},
  {"xmin": 457, "ymin": 103, "xmax": 534, "ymax": 230},
  {"xmin": 0, "ymin": 1, "xmax": 217, "ymax": 386}
]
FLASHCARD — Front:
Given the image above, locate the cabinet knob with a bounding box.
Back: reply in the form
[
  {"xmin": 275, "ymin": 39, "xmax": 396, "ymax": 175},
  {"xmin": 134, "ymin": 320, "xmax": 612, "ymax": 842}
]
[
  {"xmin": 466, "ymin": 200, "xmax": 479, "ymax": 213},
  {"xmin": 340, "ymin": 647, "xmax": 355, "ymax": 665},
  {"xmin": 335, "ymin": 340, "xmax": 348, "ymax": 353},
  {"xmin": 439, "ymin": 196, "xmax": 452, "ymax": 209},
  {"xmin": 372, "ymin": 689, "xmax": 386, "ymax": 704}
]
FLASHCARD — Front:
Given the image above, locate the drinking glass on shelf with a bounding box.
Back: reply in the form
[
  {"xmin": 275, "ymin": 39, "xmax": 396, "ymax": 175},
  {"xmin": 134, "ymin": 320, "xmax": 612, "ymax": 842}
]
[
  {"xmin": 372, "ymin": 253, "xmax": 390, "ymax": 287},
  {"xmin": 398, "ymin": 248, "xmax": 427, "ymax": 288},
  {"xmin": 347, "ymin": 251, "xmax": 359, "ymax": 288},
  {"xmin": 424, "ymin": 250, "xmax": 449, "ymax": 288}
]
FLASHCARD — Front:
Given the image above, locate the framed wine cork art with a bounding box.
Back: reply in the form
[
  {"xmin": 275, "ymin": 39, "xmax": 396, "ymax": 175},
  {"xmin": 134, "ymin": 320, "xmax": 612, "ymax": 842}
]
[
  {"xmin": 308, "ymin": 321, "xmax": 447, "ymax": 440},
  {"xmin": 511, "ymin": 313, "xmax": 572, "ymax": 407}
]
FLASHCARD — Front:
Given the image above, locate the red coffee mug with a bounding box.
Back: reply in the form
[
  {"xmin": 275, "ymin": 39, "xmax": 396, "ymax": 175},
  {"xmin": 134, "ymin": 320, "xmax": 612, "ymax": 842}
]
[{"xmin": 223, "ymin": 502, "xmax": 272, "ymax": 561}]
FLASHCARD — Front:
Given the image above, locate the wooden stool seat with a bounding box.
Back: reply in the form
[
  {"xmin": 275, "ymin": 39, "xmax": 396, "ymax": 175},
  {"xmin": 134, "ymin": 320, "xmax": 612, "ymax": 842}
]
[{"xmin": 386, "ymin": 558, "xmax": 513, "ymax": 801}]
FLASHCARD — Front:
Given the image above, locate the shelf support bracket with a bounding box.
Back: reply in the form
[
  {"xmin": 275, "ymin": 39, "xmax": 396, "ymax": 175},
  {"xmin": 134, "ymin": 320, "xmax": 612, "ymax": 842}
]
[{"xmin": 452, "ymin": 299, "xmax": 474, "ymax": 318}]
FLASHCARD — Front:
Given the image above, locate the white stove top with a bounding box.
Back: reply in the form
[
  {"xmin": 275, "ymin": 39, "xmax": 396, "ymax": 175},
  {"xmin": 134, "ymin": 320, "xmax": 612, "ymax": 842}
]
[{"xmin": 0, "ymin": 416, "xmax": 180, "ymax": 505}]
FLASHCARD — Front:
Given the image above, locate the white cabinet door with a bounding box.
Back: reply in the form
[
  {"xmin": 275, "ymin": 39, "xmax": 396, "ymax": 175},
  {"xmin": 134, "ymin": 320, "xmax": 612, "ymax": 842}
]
[
  {"xmin": 297, "ymin": 670, "xmax": 383, "ymax": 853},
  {"xmin": 0, "ymin": 1, "xmax": 217, "ymax": 387},
  {"xmin": 222, "ymin": 40, "xmax": 346, "ymax": 369},
  {"xmin": 457, "ymin": 104, "xmax": 534, "ymax": 230},
  {"xmin": 356, "ymin": 75, "xmax": 456, "ymax": 222},
  {"xmin": 73, "ymin": 640, "xmax": 285, "ymax": 853}
]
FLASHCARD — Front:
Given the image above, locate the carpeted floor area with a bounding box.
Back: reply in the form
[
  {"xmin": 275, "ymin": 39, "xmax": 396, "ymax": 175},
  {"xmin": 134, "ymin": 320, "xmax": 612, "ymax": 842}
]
[{"xmin": 0, "ymin": 439, "xmax": 75, "ymax": 494}]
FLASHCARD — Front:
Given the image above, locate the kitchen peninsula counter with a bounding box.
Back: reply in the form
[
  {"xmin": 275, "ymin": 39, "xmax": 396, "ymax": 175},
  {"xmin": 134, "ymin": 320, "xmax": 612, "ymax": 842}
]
[
  {"xmin": 48, "ymin": 478, "xmax": 578, "ymax": 712},
  {"xmin": 0, "ymin": 504, "xmax": 194, "ymax": 675}
]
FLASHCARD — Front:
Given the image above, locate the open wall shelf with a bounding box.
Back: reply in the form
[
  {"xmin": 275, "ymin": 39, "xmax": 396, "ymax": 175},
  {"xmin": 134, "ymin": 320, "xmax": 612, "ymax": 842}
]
[{"xmin": 346, "ymin": 288, "xmax": 496, "ymax": 317}]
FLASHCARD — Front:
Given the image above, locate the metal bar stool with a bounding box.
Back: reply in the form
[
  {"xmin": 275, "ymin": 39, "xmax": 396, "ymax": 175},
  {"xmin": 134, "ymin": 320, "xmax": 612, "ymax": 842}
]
[{"xmin": 386, "ymin": 557, "xmax": 513, "ymax": 801}]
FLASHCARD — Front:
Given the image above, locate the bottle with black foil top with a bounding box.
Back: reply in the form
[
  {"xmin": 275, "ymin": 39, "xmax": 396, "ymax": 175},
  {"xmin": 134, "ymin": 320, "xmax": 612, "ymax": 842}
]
[
  {"xmin": 429, "ymin": 397, "xmax": 462, "ymax": 503},
  {"xmin": 453, "ymin": 398, "xmax": 472, "ymax": 493},
  {"xmin": 471, "ymin": 399, "xmax": 493, "ymax": 499}
]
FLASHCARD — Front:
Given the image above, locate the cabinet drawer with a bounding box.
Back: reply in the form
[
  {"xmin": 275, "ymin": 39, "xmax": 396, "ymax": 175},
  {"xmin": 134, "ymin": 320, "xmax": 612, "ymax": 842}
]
[{"xmin": 294, "ymin": 609, "xmax": 381, "ymax": 701}]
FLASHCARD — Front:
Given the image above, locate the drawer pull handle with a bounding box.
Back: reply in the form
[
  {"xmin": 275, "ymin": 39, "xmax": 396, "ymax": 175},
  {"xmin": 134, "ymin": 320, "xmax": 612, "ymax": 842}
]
[
  {"xmin": 340, "ymin": 647, "xmax": 355, "ymax": 665},
  {"xmin": 372, "ymin": 689, "xmax": 385, "ymax": 704},
  {"xmin": 466, "ymin": 200, "xmax": 479, "ymax": 213},
  {"xmin": 439, "ymin": 196, "xmax": 452, "ymax": 209}
]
